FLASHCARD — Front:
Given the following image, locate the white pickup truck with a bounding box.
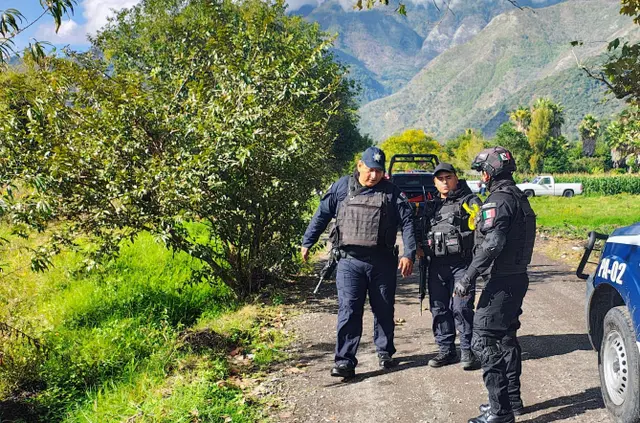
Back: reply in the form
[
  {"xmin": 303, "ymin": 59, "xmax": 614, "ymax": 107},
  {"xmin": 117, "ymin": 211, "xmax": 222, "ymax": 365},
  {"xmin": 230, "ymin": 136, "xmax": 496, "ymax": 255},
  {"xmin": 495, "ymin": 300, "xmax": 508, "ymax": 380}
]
[{"xmin": 517, "ymin": 175, "xmax": 583, "ymax": 198}]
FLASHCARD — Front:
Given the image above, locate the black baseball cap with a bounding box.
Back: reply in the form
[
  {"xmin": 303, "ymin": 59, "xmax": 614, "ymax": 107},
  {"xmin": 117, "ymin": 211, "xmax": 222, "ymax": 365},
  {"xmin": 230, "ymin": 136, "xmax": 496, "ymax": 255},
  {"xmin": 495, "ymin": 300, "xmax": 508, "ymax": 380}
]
[
  {"xmin": 361, "ymin": 146, "xmax": 386, "ymax": 171},
  {"xmin": 433, "ymin": 162, "xmax": 457, "ymax": 176}
]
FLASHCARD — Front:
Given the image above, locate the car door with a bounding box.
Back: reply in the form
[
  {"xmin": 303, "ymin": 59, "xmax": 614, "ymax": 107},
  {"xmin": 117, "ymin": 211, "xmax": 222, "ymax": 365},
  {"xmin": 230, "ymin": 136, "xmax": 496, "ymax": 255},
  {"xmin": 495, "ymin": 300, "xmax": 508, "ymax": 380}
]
[{"xmin": 538, "ymin": 176, "xmax": 553, "ymax": 195}]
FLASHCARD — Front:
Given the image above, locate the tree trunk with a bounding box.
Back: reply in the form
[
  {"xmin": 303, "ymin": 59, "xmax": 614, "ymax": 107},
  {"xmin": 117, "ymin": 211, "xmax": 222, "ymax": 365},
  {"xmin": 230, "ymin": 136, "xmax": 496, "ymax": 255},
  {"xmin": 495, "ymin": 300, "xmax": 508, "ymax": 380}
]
[{"xmin": 582, "ymin": 136, "xmax": 596, "ymax": 157}]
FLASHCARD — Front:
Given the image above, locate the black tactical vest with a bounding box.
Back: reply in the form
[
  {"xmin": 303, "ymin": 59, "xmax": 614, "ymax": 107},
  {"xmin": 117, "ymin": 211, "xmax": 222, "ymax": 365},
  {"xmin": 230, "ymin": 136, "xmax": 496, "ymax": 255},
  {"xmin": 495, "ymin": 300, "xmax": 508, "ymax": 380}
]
[
  {"xmin": 486, "ymin": 185, "xmax": 536, "ymax": 275},
  {"xmin": 430, "ymin": 194, "xmax": 476, "ymax": 259},
  {"xmin": 335, "ymin": 176, "xmax": 396, "ymax": 250}
]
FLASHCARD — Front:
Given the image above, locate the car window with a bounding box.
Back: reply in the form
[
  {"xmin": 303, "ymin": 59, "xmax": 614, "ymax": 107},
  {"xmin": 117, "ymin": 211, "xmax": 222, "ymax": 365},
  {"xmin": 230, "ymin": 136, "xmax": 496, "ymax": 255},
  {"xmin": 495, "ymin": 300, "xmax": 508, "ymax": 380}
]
[
  {"xmin": 541, "ymin": 177, "xmax": 551, "ymax": 185},
  {"xmin": 531, "ymin": 176, "xmax": 540, "ymax": 184}
]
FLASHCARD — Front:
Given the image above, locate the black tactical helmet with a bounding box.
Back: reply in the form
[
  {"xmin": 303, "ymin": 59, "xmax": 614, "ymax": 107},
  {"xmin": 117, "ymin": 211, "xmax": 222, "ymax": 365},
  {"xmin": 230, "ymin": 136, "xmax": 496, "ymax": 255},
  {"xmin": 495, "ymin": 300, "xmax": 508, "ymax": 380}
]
[{"xmin": 471, "ymin": 146, "xmax": 517, "ymax": 178}]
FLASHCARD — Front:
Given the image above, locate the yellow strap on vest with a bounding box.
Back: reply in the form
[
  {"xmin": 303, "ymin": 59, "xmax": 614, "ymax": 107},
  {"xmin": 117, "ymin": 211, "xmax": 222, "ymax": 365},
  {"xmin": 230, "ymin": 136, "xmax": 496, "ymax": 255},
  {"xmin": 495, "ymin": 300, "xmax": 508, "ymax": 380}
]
[{"xmin": 463, "ymin": 202, "xmax": 481, "ymax": 231}]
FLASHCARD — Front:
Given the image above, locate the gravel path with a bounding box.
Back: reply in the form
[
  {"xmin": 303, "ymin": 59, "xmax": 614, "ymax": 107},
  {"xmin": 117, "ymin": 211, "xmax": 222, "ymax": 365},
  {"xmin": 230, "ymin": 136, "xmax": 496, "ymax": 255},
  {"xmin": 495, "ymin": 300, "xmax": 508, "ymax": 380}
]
[{"xmin": 271, "ymin": 243, "xmax": 611, "ymax": 423}]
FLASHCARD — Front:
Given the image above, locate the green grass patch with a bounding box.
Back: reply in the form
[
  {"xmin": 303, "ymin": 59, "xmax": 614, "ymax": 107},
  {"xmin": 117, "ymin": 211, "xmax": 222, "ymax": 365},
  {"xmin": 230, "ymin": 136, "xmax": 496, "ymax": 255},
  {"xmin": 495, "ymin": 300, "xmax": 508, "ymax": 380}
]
[
  {"xmin": 530, "ymin": 194, "xmax": 640, "ymax": 238},
  {"xmin": 0, "ymin": 230, "xmax": 291, "ymax": 422}
]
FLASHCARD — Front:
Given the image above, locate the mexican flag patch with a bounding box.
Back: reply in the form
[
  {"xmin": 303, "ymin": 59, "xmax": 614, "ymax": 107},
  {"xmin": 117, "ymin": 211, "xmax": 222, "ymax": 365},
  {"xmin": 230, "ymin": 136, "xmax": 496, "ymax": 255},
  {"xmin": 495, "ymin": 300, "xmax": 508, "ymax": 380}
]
[{"xmin": 482, "ymin": 209, "xmax": 496, "ymax": 219}]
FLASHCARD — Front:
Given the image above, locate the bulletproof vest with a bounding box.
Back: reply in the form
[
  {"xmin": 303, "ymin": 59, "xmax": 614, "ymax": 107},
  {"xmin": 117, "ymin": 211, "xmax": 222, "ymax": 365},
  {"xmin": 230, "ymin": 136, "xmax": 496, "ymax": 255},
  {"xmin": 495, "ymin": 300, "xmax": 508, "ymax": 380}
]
[
  {"xmin": 430, "ymin": 195, "xmax": 475, "ymax": 259},
  {"xmin": 488, "ymin": 185, "xmax": 536, "ymax": 275},
  {"xmin": 335, "ymin": 176, "xmax": 396, "ymax": 249}
]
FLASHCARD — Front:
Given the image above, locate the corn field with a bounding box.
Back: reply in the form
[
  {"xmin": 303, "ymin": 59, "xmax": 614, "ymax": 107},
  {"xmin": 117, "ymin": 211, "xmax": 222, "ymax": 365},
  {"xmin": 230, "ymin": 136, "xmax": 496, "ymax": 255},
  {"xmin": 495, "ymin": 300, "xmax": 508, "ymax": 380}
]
[{"xmin": 514, "ymin": 173, "xmax": 640, "ymax": 195}]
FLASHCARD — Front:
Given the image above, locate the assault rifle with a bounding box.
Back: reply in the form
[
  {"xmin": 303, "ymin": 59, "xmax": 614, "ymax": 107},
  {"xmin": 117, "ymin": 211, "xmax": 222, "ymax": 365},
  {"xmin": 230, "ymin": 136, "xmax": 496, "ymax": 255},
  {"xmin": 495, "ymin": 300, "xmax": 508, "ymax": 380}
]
[
  {"xmin": 313, "ymin": 247, "xmax": 341, "ymax": 294},
  {"xmin": 417, "ymin": 186, "xmax": 436, "ymax": 315}
]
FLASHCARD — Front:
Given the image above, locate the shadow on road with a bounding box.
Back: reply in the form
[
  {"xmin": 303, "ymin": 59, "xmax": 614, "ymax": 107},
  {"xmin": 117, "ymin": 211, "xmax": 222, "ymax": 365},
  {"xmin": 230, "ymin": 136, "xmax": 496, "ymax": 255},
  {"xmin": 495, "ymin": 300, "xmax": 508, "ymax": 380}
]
[
  {"xmin": 321, "ymin": 352, "xmax": 437, "ymax": 387},
  {"xmin": 519, "ymin": 387, "xmax": 604, "ymax": 422},
  {"xmin": 519, "ymin": 333, "xmax": 592, "ymax": 361}
]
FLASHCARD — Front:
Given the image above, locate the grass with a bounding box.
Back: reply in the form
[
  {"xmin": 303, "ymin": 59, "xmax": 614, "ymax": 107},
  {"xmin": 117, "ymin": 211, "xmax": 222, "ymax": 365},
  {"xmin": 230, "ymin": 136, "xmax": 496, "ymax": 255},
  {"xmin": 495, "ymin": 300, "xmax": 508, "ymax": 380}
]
[
  {"xmin": 0, "ymin": 230, "xmax": 291, "ymax": 422},
  {"xmin": 529, "ymin": 194, "xmax": 640, "ymax": 239}
]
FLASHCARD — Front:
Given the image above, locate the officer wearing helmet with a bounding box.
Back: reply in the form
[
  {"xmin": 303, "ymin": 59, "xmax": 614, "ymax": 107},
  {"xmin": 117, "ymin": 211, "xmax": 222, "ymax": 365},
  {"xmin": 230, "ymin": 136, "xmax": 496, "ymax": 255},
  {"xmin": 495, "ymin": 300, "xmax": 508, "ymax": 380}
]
[
  {"xmin": 425, "ymin": 163, "xmax": 482, "ymax": 370},
  {"xmin": 453, "ymin": 147, "xmax": 536, "ymax": 423},
  {"xmin": 301, "ymin": 146, "xmax": 416, "ymax": 379}
]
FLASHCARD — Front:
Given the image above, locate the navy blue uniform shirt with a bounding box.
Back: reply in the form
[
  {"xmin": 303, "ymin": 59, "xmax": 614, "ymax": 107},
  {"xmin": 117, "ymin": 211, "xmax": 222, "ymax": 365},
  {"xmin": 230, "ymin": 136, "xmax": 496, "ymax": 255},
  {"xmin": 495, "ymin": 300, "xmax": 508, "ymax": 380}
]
[{"xmin": 302, "ymin": 173, "xmax": 417, "ymax": 262}]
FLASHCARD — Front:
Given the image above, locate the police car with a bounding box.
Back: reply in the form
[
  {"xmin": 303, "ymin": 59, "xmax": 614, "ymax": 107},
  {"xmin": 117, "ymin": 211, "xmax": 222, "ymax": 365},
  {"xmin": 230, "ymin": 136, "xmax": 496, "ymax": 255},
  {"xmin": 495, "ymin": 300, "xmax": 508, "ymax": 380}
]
[{"xmin": 577, "ymin": 223, "xmax": 640, "ymax": 422}]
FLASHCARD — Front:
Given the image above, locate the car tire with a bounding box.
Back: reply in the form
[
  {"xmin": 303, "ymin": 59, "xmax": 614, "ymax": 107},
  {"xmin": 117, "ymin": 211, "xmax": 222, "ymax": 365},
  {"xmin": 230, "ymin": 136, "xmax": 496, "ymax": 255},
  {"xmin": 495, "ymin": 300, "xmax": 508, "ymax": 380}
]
[
  {"xmin": 563, "ymin": 190, "xmax": 574, "ymax": 198},
  {"xmin": 599, "ymin": 306, "xmax": 640, "ymax": 423},
  {"xmin": 524, "ymin": 190, "xmax": 535, "ymax": 198}
]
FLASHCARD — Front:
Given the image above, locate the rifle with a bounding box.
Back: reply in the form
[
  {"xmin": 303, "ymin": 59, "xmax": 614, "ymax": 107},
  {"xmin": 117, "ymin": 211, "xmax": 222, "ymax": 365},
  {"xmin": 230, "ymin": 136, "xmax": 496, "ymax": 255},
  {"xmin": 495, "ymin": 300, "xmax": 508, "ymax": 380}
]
[
  {"xmin": 313, "ymin": 247, "xmax": 341, "ymax": 294},
  {"xmin": 418, "ymin": 186, "xmax": 435, "ymax": 315}
]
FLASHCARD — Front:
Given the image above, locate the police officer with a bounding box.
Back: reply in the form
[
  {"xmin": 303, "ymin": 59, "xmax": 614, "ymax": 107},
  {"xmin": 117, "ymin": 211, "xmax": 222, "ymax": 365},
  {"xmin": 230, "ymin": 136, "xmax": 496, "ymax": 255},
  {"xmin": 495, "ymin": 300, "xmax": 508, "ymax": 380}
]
[
  {"xmin": 301, "ymin": 146, "xmax": 416, "ymax": 379},
  {"xmin": 426, "ymin": 163, "xmax": 482, "ymax": 370},
  {"xmin": 453, "ymin": 147, "xmax": 536, "ymax": 423}
]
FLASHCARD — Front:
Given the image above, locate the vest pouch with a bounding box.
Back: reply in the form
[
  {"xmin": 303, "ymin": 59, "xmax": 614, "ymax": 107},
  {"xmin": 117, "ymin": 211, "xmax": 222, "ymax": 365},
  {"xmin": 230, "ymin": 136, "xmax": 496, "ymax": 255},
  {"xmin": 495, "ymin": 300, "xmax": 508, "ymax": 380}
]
[
  {"xmin": 445, "ymin": 232, "xmax": 462, "ymax": 255},
  {"xmin": 433, "ymin": 231, "xmax": 447, "ymax": 257},
  {"xmin": 337, "ymin": 192, "xmax": 385, "ymax": 248}
]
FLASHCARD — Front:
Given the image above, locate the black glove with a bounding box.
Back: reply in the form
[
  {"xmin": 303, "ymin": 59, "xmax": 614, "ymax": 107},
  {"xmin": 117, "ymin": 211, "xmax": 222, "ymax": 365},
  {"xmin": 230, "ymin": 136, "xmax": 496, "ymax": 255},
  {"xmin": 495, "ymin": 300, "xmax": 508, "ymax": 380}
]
[{"xmin": 454, "ymin": 274, "xmax": 472, "ymax": 297}]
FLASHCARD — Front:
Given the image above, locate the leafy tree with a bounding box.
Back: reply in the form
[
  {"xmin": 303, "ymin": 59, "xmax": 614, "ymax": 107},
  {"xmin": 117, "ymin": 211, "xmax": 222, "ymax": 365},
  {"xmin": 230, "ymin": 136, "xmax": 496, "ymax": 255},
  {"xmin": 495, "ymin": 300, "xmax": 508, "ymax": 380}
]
[
  {"xmin": 527, "ymin": 104, "xmax": 552, "ymax": 172},
  {"xmin": 509, "ymin": 106, "xmax": 531, "ymax": 134},
  {"xmin": 542, "ymin": 136, "xmax": 570, "ymax": 173},
  {"xmin": 579, "ymin": 114, "xmax": 600, "ymax": 157},
  {"xmin": 493, "ymin": 122, "xmax": 532, "ymax": 172},
  {"xmin": 0, "ymin": 0, "xmax": 363, "ymax": 294},
  {"xmin": 444, "ymin": 129, "xmax": 485, "ymax": 173},
  {"xmin": 533, "ymin": 97, "xmax": 564, "ymax": 138},
  {"xmin": 0, "ymin": 1, "xmax": 76, "ymax": 65},
  {"xmin": 380, "ymin": 129, "xmax": 442, "ymax": 171},
  {"xmin": 606, "ymin": 107, "xmax": 640, "ymax": 171}
]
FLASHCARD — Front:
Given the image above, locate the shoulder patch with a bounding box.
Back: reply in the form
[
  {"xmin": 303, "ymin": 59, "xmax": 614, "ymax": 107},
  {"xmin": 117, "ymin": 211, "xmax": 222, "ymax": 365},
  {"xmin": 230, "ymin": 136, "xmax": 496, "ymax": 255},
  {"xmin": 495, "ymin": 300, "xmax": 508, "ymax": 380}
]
[{"xmin": 481, "ymin": 203, "xmax": 497, "ymax": 230}]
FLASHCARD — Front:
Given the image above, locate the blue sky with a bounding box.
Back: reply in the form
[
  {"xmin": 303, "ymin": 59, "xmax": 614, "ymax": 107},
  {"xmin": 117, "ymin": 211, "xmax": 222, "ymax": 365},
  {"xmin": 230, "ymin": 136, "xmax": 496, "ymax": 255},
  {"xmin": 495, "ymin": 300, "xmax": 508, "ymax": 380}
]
[{"xmin": 5, "ymin": 0, "xmax": 141, "ymax": 52}]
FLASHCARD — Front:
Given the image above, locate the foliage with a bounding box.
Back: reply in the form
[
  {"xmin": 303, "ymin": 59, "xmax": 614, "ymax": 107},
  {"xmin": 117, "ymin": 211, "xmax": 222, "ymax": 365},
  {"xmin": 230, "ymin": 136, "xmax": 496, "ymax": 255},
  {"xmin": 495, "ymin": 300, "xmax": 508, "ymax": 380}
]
[
  {"xmin": 579, "ymin": 114, "xmax": 600, "ymax": 157},
  {"xmin": 0, "ymin": 0, "xmax": 364, "ymax": 295},
  {"xmin": 542, "ymin": 136, "xmax": 570, "ymax": 174},
  {"xmin": 0, "ymin": 1, "xmax": 77, "ymax": 65},
  {"xmin": 605, "ymin": 107, "xmax": 640, "ymax": 171},
  {"xmin": 550, "ymin": 174, "xmax": 640, "ymax": 195},
  {"xmin": 380, "ymin": 129, "xmax": 442, "ymax": 171},
  {"xmin": 527, "ymin": 103, "xmax": 552, "ymax": 172},
  {"xmin": 509, "ymin": 106, "xmax": 531, "ymax": 134},
  {"xmin": 443, "ymin": 129, "xmax": 485, "ymax": 172},
  {"xmin": 493, "ymin": 122, "xmax": 532, "ymax": 172},
  {"xmin": 0, "ymin": 231, "xmax": 289, "ymax": 421}
]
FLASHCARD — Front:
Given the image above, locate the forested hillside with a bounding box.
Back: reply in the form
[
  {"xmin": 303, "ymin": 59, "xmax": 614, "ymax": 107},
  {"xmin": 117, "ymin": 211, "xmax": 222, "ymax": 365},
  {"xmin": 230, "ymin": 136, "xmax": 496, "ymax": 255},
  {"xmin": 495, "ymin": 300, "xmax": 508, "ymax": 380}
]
[
  {"xmin": 357, "ymin": 0, "xmax": 634, "ymax": 141},
  {"xmin": 293, "ymin": 0, "xmax": 566, "ymax": 102}
]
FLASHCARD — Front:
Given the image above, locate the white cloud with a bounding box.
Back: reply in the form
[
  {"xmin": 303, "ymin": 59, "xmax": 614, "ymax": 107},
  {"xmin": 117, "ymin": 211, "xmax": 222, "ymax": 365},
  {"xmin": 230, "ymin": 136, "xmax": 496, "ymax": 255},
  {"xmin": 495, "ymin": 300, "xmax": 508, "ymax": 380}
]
[
  {"xmin": 83, "ymin": 0, "xmax": 142, "ymax": 35},
  {"xmin": 34, "ymin": 0, "xmax": 141, "ymax": 46},
  {"xmin": 35, "ymin": 19, "xmax": 89, "ymax": 45}
]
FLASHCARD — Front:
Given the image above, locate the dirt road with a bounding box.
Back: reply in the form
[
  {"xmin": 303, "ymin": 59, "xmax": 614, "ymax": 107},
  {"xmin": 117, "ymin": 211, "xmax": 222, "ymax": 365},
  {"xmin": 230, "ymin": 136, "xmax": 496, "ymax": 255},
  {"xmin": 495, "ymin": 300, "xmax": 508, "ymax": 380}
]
[{"xmin": 271, "ymin": 245, "xmax": 611, "ymax": 423}]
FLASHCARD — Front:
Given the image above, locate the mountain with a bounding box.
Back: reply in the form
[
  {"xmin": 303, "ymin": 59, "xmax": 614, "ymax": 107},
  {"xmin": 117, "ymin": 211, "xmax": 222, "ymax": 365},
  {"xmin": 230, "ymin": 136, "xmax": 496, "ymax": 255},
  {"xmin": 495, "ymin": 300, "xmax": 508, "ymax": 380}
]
[
  {"xmin": 357, "ymin": 0, "xmax": 636, "ymax": 141},
  {"xmin": 293, "ymin": 0, "xmax": 567, "ymax": 101}
]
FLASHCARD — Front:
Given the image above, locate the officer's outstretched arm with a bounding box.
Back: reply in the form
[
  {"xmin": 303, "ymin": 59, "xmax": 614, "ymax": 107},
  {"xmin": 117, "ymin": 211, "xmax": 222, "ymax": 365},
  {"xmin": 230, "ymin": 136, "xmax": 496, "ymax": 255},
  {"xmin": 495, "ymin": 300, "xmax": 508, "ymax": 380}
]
[{"xmin": 464, "ymin": 199, "xmax": 513, "ymax": 280}]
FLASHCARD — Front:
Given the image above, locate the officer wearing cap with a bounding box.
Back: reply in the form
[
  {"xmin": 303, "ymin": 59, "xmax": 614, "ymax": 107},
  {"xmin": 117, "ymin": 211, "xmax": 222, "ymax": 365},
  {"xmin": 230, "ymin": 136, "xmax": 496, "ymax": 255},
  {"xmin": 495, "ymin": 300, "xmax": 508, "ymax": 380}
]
[
  {"xmin": 424, "ymin": 163, "xmax": 482, "ymax": 370},
  {"xmin": 453, "ymin": 147, "xmax": 536, "ymax": 423},
  {"xmin": 301, "ymin": 146, "xmax": 416, "ymax": 379}
]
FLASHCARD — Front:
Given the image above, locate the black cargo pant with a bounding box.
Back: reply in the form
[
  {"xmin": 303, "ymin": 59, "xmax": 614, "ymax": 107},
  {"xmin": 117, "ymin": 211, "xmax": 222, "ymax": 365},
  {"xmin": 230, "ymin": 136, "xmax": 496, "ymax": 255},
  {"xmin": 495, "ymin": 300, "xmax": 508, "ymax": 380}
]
[
  {"xmin": 334, "ymin": 251, "xmax": 397, "ymax": 368},
  {"xmin": 471, "ymin": 273, "xmax": 529, "ymax": 415},
  {"xmin": 428, "ymin": 259, "xmax": 475, "ymax": 353}
]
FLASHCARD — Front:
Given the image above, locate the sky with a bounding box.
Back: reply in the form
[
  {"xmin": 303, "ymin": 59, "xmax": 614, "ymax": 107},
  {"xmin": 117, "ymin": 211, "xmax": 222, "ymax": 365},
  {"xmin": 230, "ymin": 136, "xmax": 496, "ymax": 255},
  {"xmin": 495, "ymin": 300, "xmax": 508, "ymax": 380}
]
[{"xmin": 5, "ymin": 0, "xmax": 142, "ymax": 51}]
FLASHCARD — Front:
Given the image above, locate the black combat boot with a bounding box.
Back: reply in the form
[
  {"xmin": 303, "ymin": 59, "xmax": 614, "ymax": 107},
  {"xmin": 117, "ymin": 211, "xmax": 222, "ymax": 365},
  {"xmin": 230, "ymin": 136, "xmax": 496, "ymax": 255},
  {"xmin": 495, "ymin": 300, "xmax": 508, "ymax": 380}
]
[
  {"xmin": 460, "ymin": 349, "xmax": 481, "ymax": 370},
  {"xmin": 468, "ymin": 411, "xmax": 515, "ymax": 423},
  {"xmin": 479, "ymin": 400, "xmax": 524, "ymax": 416},
  {"xmin": 330, "ymin": 363, "xmax": 355, "ymax": 379},
  {"xmin": 378, "ymin": 352, "xmax": 396, "ymax": 369},
  {"xmin": 428, "ymin": 351, "xmax": 459, "ymax": 368}
]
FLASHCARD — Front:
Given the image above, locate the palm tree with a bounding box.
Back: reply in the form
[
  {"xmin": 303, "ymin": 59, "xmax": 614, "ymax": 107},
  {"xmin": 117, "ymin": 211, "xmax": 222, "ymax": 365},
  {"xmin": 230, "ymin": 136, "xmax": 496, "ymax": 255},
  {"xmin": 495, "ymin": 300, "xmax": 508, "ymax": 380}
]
[
  {"xmin": 509, "ymin": 106, "xmax": 531, "ymax": 134},
  {"xmin": 579, "ymin": 115, "xmax": 600, "ymax": 157}
]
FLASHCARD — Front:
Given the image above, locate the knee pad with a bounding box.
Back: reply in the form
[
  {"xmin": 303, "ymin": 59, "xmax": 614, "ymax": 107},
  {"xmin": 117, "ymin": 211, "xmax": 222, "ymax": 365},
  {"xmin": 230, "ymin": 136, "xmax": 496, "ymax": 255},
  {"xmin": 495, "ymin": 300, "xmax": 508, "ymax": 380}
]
[{"xmin": 471, "ymin": 335, "xmax": 502, "ymax": 363}]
